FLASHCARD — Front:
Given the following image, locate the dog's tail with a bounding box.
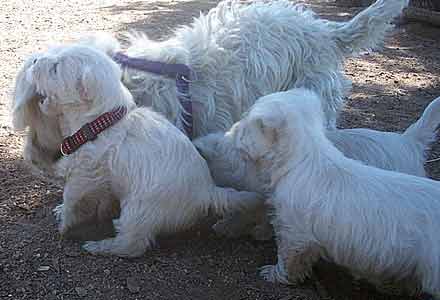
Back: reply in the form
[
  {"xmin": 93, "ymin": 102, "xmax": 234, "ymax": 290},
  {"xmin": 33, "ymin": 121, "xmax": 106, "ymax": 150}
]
[
  {"xmin": 329, "ymin": 0, "xmax": 409, "ymax": 57},
  {"xmin": 403, "ymin": 96, "xmax": 440, "ymax": 148}
]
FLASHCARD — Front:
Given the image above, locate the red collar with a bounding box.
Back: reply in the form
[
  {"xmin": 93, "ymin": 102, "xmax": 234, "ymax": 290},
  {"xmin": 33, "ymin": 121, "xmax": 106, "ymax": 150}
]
[{"xmin": 59, "ymin": 106, "xmax": 127, "ymax": 156}]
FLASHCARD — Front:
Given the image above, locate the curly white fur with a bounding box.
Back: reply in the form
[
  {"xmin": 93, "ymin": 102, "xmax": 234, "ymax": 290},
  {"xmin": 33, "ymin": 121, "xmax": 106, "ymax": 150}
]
[
  {"xmin": 12, "ymin": 0, "xmax": 408, "ymax": 176},
  {"xmin": 230, "ymin": 88, "xmax": 440, "ymax": 297},
  {"xmin": 21, "ymin": 45, "xmax": 261, "ymax": 257},
  {"xmin": 116, "ymin": 0, "xmax": 408, "ymax": 133},
  {"xmin": 194, "ymin": 93, "xmax": 440, "ymax": 240}
]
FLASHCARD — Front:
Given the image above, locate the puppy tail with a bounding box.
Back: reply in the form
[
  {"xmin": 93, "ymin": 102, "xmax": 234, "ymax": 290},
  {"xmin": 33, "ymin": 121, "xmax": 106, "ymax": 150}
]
[
  {"xmin": 403, "ymin": 96, "xmax": 440, "ymax": 148},
  {"xmin": 329, "ymin": 0, "xmax": 409, "ymax": 57}
]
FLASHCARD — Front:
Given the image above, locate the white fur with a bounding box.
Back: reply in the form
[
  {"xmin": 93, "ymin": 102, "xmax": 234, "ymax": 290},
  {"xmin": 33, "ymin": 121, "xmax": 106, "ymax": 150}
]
[
  {"xmin": 12, "ymin": 0, "xmax": 409, "ymax": 175},
  {"xmin": 230, "ymin": 88, "xmax": 440, "ymax": 297},
  {"xmin": 194, "ymin": 93, "xmax": 440, "ymax": 240},
  {"xmin": 22, "ymin": 45, "xmax": 260, "ymax": 257},
  {"xmin": 195, "ymin": 95, "xmax": 440, "ymax": 191},
  {"xmin": 117, "ymin": 0, "xmax": 408, "ymax": 133}
]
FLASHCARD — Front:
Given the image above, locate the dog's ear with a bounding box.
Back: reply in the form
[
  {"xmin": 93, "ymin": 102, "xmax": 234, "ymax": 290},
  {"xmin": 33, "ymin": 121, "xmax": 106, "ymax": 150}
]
[
  {"xmin": 253, "ymin": 114, "xmax": 283, "ymax": 146},
  {"xmin": 12, "ymin": 55, "xmax": 41, "ymax": 113},
  {"xmin": 12, "ymin": 64, "xmax": 40, "ymax": 131},
  {"xmin": 237, "ymin": 115, "xmax": 284, "ymax": 161}
]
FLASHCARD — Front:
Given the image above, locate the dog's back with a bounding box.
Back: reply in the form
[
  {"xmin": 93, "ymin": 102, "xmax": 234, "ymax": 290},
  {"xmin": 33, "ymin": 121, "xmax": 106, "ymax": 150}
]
[
  {"xmin": 328, "ymin": 128, "xmax": 427, "ymax": 176},
  {"xmin": 327, "ymin": 96, "xmax": 440, "ymax": 177}
]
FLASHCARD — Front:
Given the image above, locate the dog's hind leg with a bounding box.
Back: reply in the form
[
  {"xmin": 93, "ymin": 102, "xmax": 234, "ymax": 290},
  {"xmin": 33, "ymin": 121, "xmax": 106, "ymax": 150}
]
[{"xmin": 212, "ymin": 201, "xmax": 273, "ymax": 240}]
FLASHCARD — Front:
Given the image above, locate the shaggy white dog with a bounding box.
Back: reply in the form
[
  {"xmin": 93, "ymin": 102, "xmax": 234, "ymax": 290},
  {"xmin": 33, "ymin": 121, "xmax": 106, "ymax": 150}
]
[
  {"xmin": 194, "ymin": 92, "xmax": 440, "ymax": 239},
  {"xmin": 229, "ymin": 88, "xmax": 440, "ymax": 297},
  {"xmin": 115, "ymin": 0, "xmax": 409, "ymax": 132},
  {"xmin": 13, "ymin": 0, "xmax": 409, "ymax": 175},
  {"xmin": 16, "ymin": 44, "xmax": 260, "ymax": 257}
]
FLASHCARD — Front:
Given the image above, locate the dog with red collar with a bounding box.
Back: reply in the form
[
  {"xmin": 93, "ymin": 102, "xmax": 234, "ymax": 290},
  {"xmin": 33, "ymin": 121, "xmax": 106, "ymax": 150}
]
[{"xmin": 13, "ymin": 44, "xmax": 261, "ymax": 257}]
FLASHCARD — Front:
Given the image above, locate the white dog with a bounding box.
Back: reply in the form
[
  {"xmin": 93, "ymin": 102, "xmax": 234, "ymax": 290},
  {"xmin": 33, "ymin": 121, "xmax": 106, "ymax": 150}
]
[
  {"xmin": 115, "ymin": 0, "xmax": 409, "ymax": 132},
  {"xmin": 13, "ymin": 0, "xmax": 409, "ymax": 175},
  {"xmin": 230, "ymin": 89, "xmax": 440, "ymax": 298},
  {"xmin": 15, "ymin": 44, "xmax": 260, "ymax": 257},
  {"xmin": 194, "ymin": 93, "xmax": 440, "ymax": 239}
]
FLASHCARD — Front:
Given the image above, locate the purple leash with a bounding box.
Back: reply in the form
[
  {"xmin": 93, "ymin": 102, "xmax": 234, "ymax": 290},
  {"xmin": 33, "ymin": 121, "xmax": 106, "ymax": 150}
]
[{"xmin": 113, "ymin": 52, "xmax": 193, "ymax": 139}]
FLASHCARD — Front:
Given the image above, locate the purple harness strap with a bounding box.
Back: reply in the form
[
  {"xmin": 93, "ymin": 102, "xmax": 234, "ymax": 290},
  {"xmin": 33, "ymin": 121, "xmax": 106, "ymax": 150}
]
[{"xmin": 113, "ymin": 52, "xmax": 193, "ymax": 139}]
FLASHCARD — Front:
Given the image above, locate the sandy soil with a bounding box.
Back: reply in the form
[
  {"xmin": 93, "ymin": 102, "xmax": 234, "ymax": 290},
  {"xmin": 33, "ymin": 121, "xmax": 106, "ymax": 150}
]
[{"xmin": 1, "ymin": 1, "xmax": 439, "ymax": 299}]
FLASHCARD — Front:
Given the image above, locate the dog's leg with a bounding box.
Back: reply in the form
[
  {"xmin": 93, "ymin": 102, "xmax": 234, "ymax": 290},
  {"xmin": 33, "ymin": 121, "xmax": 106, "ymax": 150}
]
[
  {"xmin": 55, "ymin": 178, "xmax": 102, "ymax": 235},
  {"xmin": 208, "ymin": 186, "xmax": 263, "ymax": 216},
  {"xmin": 260, "ymin": 232, "xmax": 320, "ymax": 284},
  {"xmin": 82, "ymin": 196, "xmax": 155, "ymax": 257},
  {"xmin": 213, "ymin": 201, "xmax": 273, "ymax": 240}
]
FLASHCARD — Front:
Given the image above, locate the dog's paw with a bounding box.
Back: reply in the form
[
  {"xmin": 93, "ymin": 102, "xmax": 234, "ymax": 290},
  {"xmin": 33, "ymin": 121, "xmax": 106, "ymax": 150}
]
[
  {"xmin": 83, "ymin": 238, "xmax": 146, "ymax": 257},
  {"xmin": 53, "ymin": 204, "xmax": 70, "ymax": 235},
  {"xmin": 83, "ymin": 240, "xmax": 111, "ymax": 256},
  {"xmin": 53, "ymin": 204, "xmax": 64, "ymax": 222},
  {"xmin": 260, "ymin": 264, "xmax": 290, "ymax": 285}
]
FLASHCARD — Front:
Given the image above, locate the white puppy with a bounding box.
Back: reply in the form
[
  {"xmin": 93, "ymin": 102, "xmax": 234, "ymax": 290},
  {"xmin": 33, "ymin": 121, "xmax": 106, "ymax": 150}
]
[
  {"xmin": 16, "ymin": 44, "xmax": 260, "ymax": 257},
  {"xmin": 194, "ymin": 93, "xmax": 440, "ymax": 239},
  {"xmin": 230, "ymin": 89, "xmax": 440, "ymax": 297},
  {"xmin": 12, "ymin": 0, "xmax": 409, "ymax": 176}
]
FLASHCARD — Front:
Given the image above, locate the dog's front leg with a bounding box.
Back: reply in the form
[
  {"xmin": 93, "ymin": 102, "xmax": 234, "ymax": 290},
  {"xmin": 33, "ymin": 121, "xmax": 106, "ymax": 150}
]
[
  {"xmin": 260, "ymin": 231, "xmax": 320, "ymax": 285},
  {"xmin": 55, "ymin": 177, "xmax": 102, "ymax": 236}
]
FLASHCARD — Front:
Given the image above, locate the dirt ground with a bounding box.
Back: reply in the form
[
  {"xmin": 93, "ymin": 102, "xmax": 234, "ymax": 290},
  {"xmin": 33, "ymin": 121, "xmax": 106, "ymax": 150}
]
[{"xmin": 1, "ymin": 1, "xmax": 440, "ymax": 299}]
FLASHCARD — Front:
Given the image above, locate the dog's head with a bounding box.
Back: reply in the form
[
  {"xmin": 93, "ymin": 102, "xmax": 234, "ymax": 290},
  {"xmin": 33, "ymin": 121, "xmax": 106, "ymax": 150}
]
[
  {"xmin": 194, "ymin": 132, "xmax": 261, "ymax": 193},
  {"xmin": 25, "ymin": 45, "xmax": 132, "ymax": 117},
  {"xmin": 230, "ymin": 88, "xmax": 325, "ymax": 163},
  {"xmin": 12, "ymin": 44, "xmax": 133, "ymax": 174}
]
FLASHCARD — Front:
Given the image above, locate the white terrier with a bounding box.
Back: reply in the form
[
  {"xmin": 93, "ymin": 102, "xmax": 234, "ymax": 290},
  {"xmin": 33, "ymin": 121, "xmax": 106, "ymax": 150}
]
[
  {"xmin": 15, "ymin": 44, "xmax": 260, "ymax": 257},
  {"xmin": 12, "ymin": 0, "xmax": 409, "ymax": 175},
  {"xmin": 194, "ymin": 92, "xmax": 440, "ymax": 239},
  {"xmin": 114, "ymin": 0, "xmax": 409, "ymax": 132},
  {"xmin": 230, "ymin": 89, "xmax": 440, "ymax": 297}
]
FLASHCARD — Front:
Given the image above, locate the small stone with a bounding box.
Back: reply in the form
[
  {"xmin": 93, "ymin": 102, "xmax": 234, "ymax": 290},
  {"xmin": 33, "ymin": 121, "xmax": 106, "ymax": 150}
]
[
  {"xmin": 103, "ymin": 269, "xmax": 111, "ymax": 276},
  {"xmin": 126, "ymin": 277, "xmax": 140, "ymax": 293},
  {"xmin": 37, "ymin": 266, "xmax": 50, "ymax": 271},
  {"xmin": 75, "ymin": 287, "xmax": 87, "ymax": 297}
]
